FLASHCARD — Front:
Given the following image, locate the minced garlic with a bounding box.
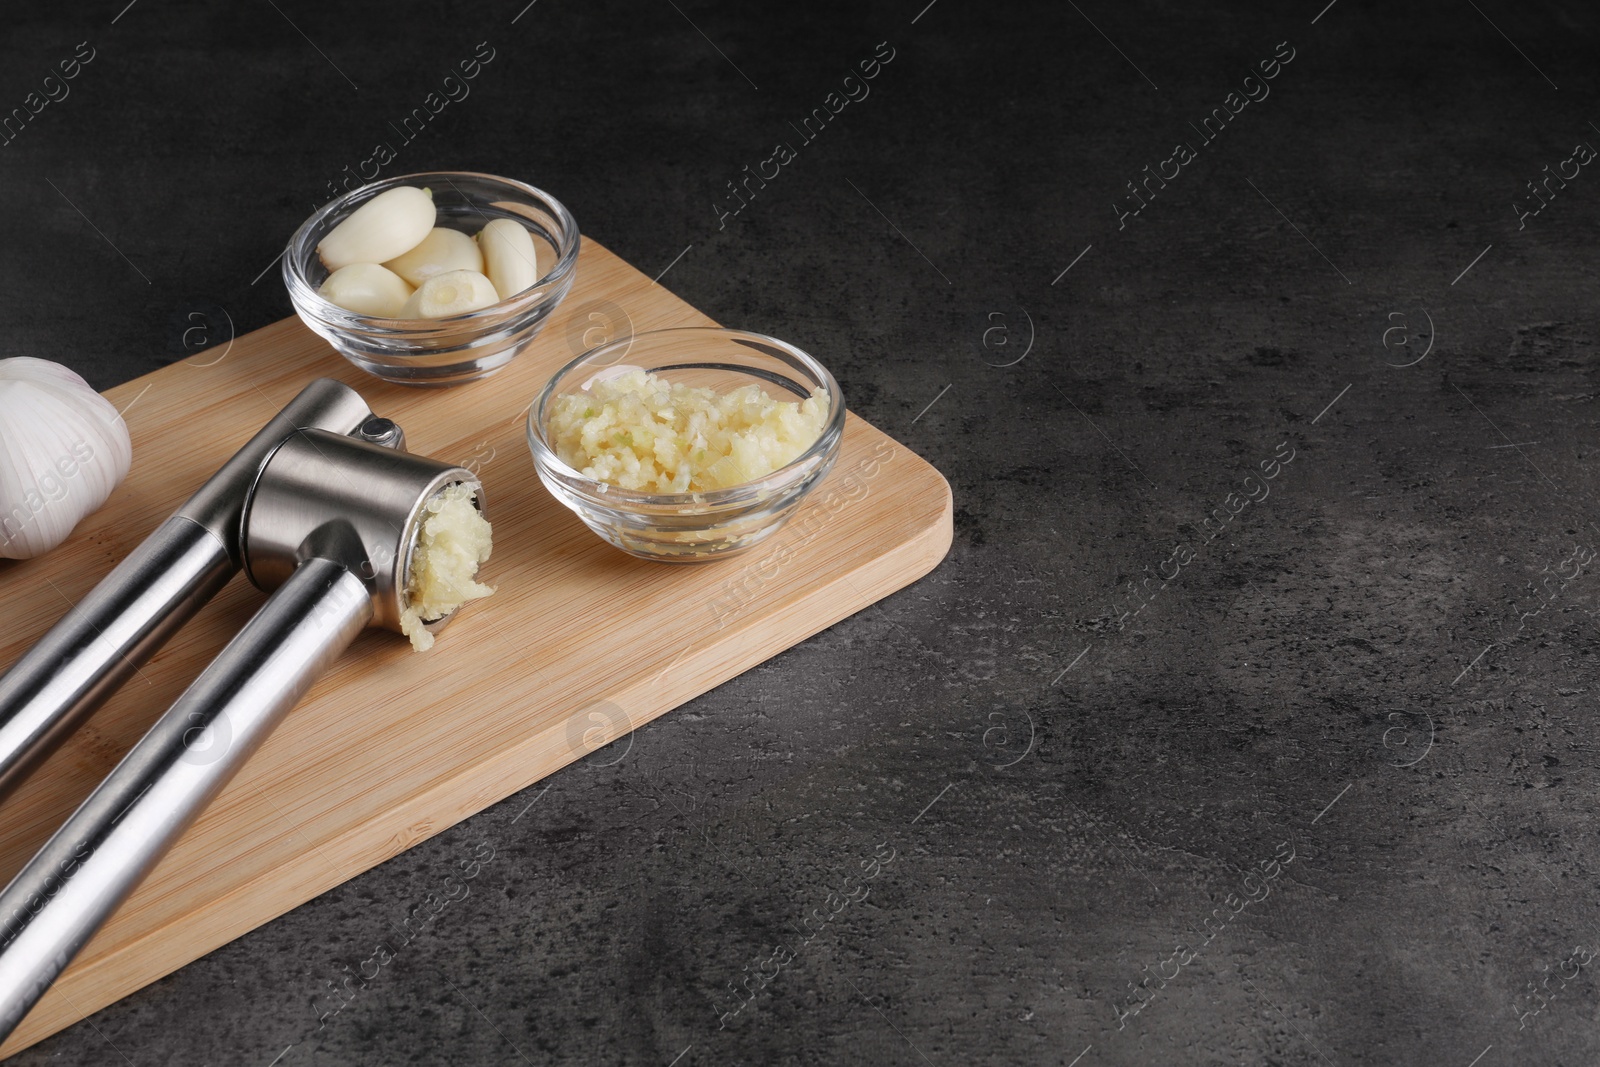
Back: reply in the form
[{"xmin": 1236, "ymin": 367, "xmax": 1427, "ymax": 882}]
[
  {"xmin": 549, "ymin": 368, "xmax": 828, "ymax": 493},
  {"xmin": 400, "ymin": 482, "xmax": 494, "ymax": 652}
]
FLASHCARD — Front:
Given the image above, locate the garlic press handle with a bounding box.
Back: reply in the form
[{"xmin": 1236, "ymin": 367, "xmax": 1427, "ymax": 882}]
[{"xmin": 0, "ymin": 556, "xmax": 372, "ymax": 1043}]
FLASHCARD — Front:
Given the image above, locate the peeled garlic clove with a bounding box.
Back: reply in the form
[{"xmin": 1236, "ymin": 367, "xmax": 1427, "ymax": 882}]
[
  {"xmin": 319, "ymin": 262, "xmax": 414, "ymax": 317},
  {"xmin": 317, "ymin": 186, "xmax": 436, "ymax": 272},
  {"xmin": 0, "ymin": 358, "xmax": 133, "ymax": 560},
  {"xmin": 384, "ymin": 227, "xmax": 485, "ymax": 288},
  {"xmin": 477, "ymin": 219, "xmax": 540, "ymax": 300},
  {"xmin": 399, "ymin": 270, "xmax": 501, "ymax": 319}
]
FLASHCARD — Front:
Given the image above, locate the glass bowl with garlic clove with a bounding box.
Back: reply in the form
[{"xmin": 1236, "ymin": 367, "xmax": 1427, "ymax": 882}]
[{"xmin": 283, "ymin": 171, "xmax": 579, "ymax": 386}]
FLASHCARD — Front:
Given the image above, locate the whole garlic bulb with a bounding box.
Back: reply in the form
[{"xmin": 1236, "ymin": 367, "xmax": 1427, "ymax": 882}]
[{"xmin": 0, "ymin": 358, "xmax": 133, "ymax": 560}]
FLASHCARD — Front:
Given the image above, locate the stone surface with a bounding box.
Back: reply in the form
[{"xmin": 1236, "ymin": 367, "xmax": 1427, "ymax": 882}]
[{"xmin": 2, "ymin": 1, "xmax": 1598, "ymax": 1064}]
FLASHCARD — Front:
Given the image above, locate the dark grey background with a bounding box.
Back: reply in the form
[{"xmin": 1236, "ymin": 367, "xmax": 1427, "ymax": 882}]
[{"xmin": 3, "ymin": 0, "xmax": 1598, "ymax": 1064}]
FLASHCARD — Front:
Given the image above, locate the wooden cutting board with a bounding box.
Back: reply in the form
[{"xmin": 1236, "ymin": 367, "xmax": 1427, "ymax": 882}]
[{"xmin": 0, "ymin": 238, "xmax": 952, "ymax": 1058}]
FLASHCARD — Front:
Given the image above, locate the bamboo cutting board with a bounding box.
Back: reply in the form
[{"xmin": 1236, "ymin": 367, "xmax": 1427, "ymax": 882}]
[{"xmin": 0, "ymin": 237, "xmax": 952, "ymax": 1058}]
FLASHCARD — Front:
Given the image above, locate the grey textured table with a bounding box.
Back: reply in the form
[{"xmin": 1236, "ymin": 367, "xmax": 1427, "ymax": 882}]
[{"xmin": 2, "ymin": 1, "xmax": 1597, "ymax": 1064}]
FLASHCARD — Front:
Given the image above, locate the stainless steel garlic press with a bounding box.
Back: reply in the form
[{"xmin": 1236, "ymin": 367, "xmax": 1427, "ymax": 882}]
[{"xmin": 0, "ymin": 378, "xmax": 484, "ymax": 1043}]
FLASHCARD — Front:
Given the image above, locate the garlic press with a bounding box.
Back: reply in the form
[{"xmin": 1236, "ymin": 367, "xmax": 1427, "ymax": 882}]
[{"xmin": 0, "ymin": 378, "xmax": 484, "ymax": 1043}]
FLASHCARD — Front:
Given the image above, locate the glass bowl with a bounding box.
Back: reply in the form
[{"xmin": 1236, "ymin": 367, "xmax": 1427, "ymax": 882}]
[
  {"xmin": 527, "ymin": 327, "xmax": 846, "ymax": 562},
  {"xmin": 283, "ymin": 171, "xmax": 580, "ymax": 386}
]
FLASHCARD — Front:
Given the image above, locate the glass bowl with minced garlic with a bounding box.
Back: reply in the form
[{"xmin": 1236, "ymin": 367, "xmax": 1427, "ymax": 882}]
[{"xmin": 527, "ymin": 327, "xmax": 845, "ymax": 561}]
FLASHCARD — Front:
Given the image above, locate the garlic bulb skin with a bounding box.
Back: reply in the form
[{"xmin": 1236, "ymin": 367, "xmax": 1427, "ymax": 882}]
[{"xmin": 0, "ymin": 358, "xmax": 133, "ymax": 560}]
